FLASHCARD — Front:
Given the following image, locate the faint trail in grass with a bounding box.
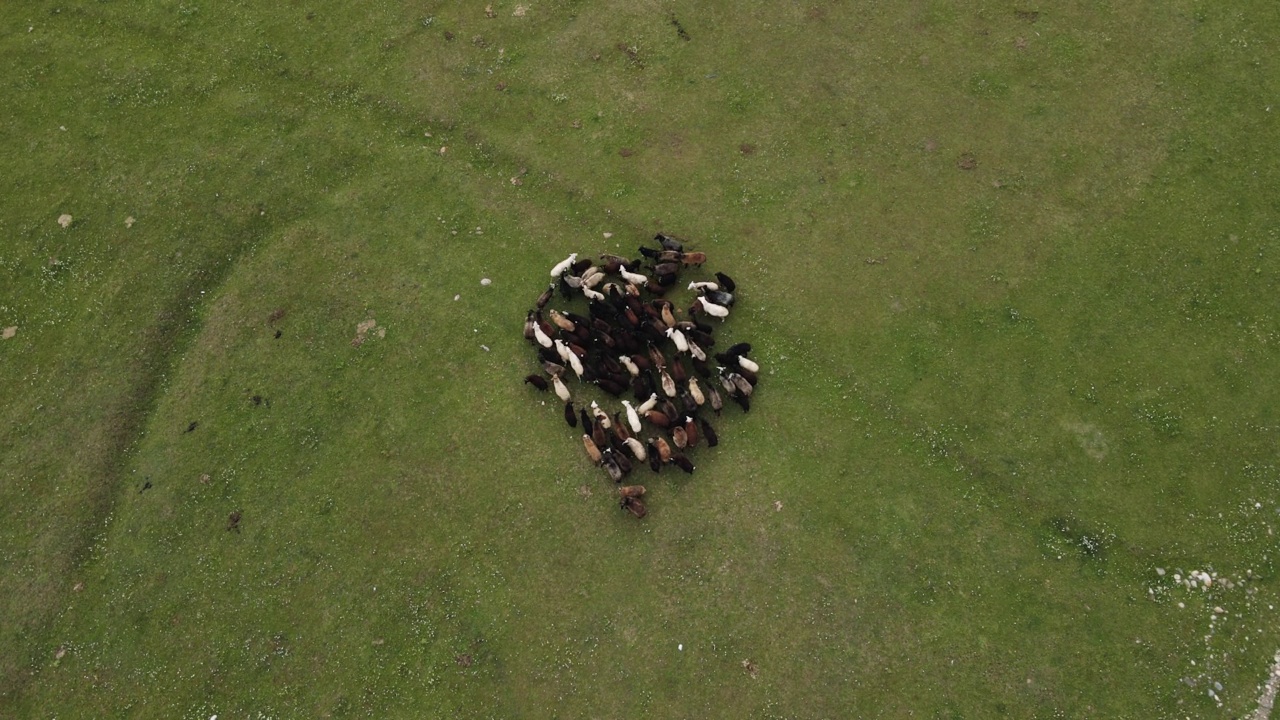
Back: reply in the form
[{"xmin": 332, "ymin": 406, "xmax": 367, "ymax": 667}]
[{"xmin": 1255, "ymin": 650, "xmax": 1280, "ymax": 720}]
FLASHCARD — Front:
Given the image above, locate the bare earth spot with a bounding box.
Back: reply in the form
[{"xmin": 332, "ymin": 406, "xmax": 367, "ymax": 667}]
[
  {"xmin": 199, "ymin": 473, "xmax": 211, "ymax": 484},
  {"xmin": 619, "ymin": 147, "xmax": 634, "ymax": 157},
  {"xmin": 125, "ymin": 216, "xmax": 136, "ymax": 228},
  {"xmin": 57, "ymin": 214, "xmax": 72, "ymax": 228},
  {"xmin": 1015, "ymin": 36, "xmax": 1028, "ymax": 50},
  {"xmin": 484, "ymin": 5, "xmax": 495, "ymax": 18},
  {"xmin": 957, "ymin": 153, "xmax": 977, "ymax": 170},
  {"xmin": 1015, "ymin": 10, "xmax": 1041, "ymax": 22},
  {"xmin": 578, "ymin": 484, "xmax": 593, "ymax": 499},
  {"xmin": 739, "ymin": 143, "xmax": 756, "ymax": 156},
  {"xmin": 742, "ymin": 659, "xmax": 759, "ymax": 678},
  {"xmin": 513, "ymin": 5, "xmax": 527, "ymax": 17},
  {"xmin": 923, "ymin": 138, "xmax": 938, "ymax": 152},
  {"xmin": 2, "ymin": 326, "xmax": 16, "ymax": 340},
  {"xmin": 267, "ymin": 307, "xmax": 286, "ymax": 324},
  {"xmin": 774, "ymin": 500, "xmax": 783, "ymax": 512},
  {"xmin": 456, "ymin": 654, "xmax": 474, "ymax": 667},
  {"xmin": 353, "ymin": 318, "xmax": 378, "ymax": 347},
  {"xmin": 1063, "ymin": 421, "xmax": 1109, "ymax": 460},
  {"xmin": 72, "ymin": 582, "xmax": 84, "ymax": 592},
  {"xmin": 495, "ymin": 81, "xmax": 507, "ymax": 91}
]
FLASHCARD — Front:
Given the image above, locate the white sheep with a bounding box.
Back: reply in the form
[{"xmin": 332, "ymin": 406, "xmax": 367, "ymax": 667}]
[{"xmin": 550, "ymin": 253, "xmax": 578, "ymax": 278}]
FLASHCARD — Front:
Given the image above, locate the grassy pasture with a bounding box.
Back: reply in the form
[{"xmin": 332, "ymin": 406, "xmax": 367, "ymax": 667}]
[{"xmin": 2, "ymin": 0, "xmax": 1279, "ymax": 717}]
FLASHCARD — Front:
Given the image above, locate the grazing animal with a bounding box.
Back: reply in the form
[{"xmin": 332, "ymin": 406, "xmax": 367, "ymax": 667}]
[
  {"xmin": 566, "ymin": 351, "xmax": 584, "ymax": 379},
  {"xmin": 564, "ymin": 401, "xmax": 578, "ymax": 427},
  {"xmin": 590, "ymin": 401, "xmax": 612, "ymax": 429},
  {"xmin": 724, "ymin": 342, "xmax": 752, "ymax": 357},
  {"xmin": 552, "ymin": 375, "xmax": 571, "ymax": 403},
  {"xmin": 652, "ymin": 437, "xmax": 673, "ymax": 463},
  {"xmin": 550, "ymin": 253, "xmax": 578, "ymax": 278},
  {"xmin": 732, "ymin": 392, "xmax": 750, "ymax": 412},
  {"xmin": 620, "ymin": 265, "xmax": 650, "ymax": 286},
  {"xmin": 680, "ymin": 251, "xmax": 707, "ymax": 266},
  {"xmin": 582, "ymin": 434, "xmax": 603, "ymax": 464},
  {"xmin": 620, "ymin": 495, "xmax": 647, "ymax": 518},
  {"xmin": 533, "ymin": 323, "xmax": 554, "ymax": 349},
  {"xmin": 687, "ymin": 340, "xmax": 707, "ymax": 362},
  {"xmin": 647, "ymin": 345, "xmax": 667, "ymax": 370},
  {"xmin": 671, "ymin": 425, "xmax": 688, "ymax": 449},
  {"xmin": 660, "ymin": 303, "xmax": 677, "ymax": 329},
  {"xmin": 582, "ymin": 286, "xmax": 605, "ymax": 302},
  {"xmin": 613, "ymin": 450, "xmax": 633, "ymax": 475},
  {"xmin": 549, "ymin": 309, "xmax": 576, "ymax": 333},
  {"xmin": 704, "ymin": 289, "xmax": 735, "ymax": 308},
  {"xmin": 227, "ymin": 511, "xmax": 242, "ymax": 532},
  {"xmin": 708, "ymin": 386, "xmax": 724, "ymax": 415},
  {"xmin": 613, "ymin": 414, "xmax": 632, "ymax": 442},
  {"xmin": 659, "ymin": 370, "xmax": 677, "ymax": 398},
  {"xmin": 684, "ymin": 416, "xmax": 699, "ymax": 447},
  {"xmin": 554, "ymin": 339, "xmax": 573, "ymax": 364},
  {"xmin": 670, "ymin": 358, "xmax": 687, "ymax": 383},
  {"xmin": 622, "ymin": 400, "xmax": 643, "ymax": 433},
  {"xmin": 728, "ymin": 372, "xmax": 754, "ymax": 397},
  {"xmin": 694, "ymin": 297, "xmax": 730, "ymax": 320},
  {"xmin": 543, "ymin": 360, "xmax": 566, "ymax": 377},
  {"xmin": 592, "ymin": 421, "xmax": 608, "ymax": 449},
  {"xmin": 714, "ymin": 271, "xmax": 736, "ymax": 293},
  {"xmin": 688, "ymin": 377, "xmax": 705, "ymax": 406},
  {"xmin": 524, "ymin": 310, "xmax": 538, "ymax": 341},
  {"xmin": 656, "ymin": 233, "xmax": 684, "ymax": 252},
  {"xmin": 536, "ymin": 284, "xmax": 554, "ymax": 309},
  {"xmin": 623, "ymin": 437, "xmax": 648, "ymax": 462},
  {"xmin": 580, "ymin": 408, "xmax": 593, "ymax": 431},
  {"xmin": 672, "ymin": 455, "xmax": 695, "ymax": 474},
  {"xmin": 637, "ymin": 393, "xmax": 660, "ymax": 414},
  {"xmin": 619, "ymin": 355, "xmax": 640, "ymax": 377},
  {"xmin": 666, "ymin": 327, "xmax": 689, "ymax": 353},
  {"xmin": 645, "ymin": 410, "xmax": 672, "ymax": 429},
  {"xmin": 688, "ymin": 281, "xmax": 718, "ymax": 292},
  {"xmin": 619, "ymin": 485, "xmax": 647, "ymax": 499},
  {"xmin": 646, "ymin": 441, "xmax": 662, "ymax": 472},
  {"xmin": 601, "ymin": 451, "xmax": 624, "ymax": 483},
  {"xmin": 699, "ymin": 418, "xmax": 719, "ymax": 447},
  {"xmin": 524, "ymin": 374, "xmax": 548, "ymax": 391},
  {"xmin": 587, "ymin": 401, "xmax": 610, "ymax": 429},
  {"xmin": 737, "ymin": 355, "xmax": 760, "ymax": 373}
]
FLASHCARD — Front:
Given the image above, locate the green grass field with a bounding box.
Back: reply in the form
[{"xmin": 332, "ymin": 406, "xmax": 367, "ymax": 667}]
[{"xmin": 3, "ymin": 1, "xmax": 1279, "ymax": 717}]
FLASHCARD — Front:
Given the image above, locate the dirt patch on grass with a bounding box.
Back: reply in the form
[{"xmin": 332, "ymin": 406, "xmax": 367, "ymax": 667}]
[
  {"xmin": 957, "ymin": 152, "xmax": 977, "ymax": 170},
  {"xmin": 1063, "ymin": 420, "xmax": 1108, "ymax": 460}
]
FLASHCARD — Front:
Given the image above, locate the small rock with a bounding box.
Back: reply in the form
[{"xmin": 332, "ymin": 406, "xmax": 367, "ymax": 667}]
[
  {"xmin": 72, "ymin": 582, "xmax": 84, "ymax": 592},
  {"xmin": 2, "ymin": 326, "xmax": 16, "ymax": 340},
  {"xmin": 454, "ymin": 294, "xmax": 461, "ymax": 301},
  {"xmin": 57, "ymin": 214, "xmax": 72, "ymax": 228},
  {"xmin": 1214, "ymin": 606, "xmax": 1225, "ymax": 614},
  {"xmin": 55, "ymin": 647, "xmax": 66, "ymax": 660},
  {"xmin": 1156, "ymin": 567, "xmax": 1166, "ymax": 576},
  {"xmin": 439, "ymin": 146, "xmax": 448, "ymax": 155},
  {"xmin": 125, "ymin": 216, "xmax": 135, "ymax": 228},
  {"xmin": 481, "ymin": 278, "xmax": 492, "ymax": 286},
  {"xmin": 603, "ymin": 232, "xmax": 613, "ymax": 239}
]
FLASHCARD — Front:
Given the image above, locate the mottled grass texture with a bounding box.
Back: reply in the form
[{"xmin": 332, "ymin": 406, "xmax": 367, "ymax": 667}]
[{"xmin": 2, "ymin": 1, "xmax": 1278, "ymax": 717}]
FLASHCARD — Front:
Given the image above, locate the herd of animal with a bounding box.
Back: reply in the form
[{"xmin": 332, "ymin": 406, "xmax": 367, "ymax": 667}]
[{"xmin": 523, "ymin": 234, "xmax": 760, "ymax": 519}]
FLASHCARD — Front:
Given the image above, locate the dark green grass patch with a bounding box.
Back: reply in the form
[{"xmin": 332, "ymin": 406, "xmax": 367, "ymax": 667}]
[{"xmin": 3, "ymin": 0, "xmax": 1280, "ymax": 717}]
